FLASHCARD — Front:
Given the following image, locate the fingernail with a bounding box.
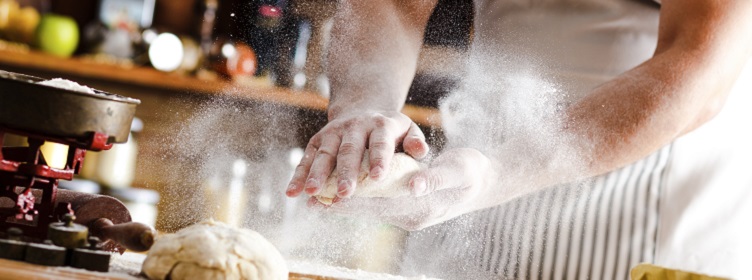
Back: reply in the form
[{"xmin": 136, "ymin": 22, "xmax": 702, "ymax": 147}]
[
  {"xmin": 332, "ymin": 196, "xmax": 342, "ymax": 204},
  {"xmin": 411, "ymin": 177, "xmax": 427, "ymax": 196},
  {"xmin": 285, "ymin": 184, "xmax": 298, "ymax": 196},
  {"xmin": 370, "ymin": 167, "xmax": 383, "ymax": 179},
  {"xmin": 304, "ymin": 178, "xmax": 320, "ymax": 194},
  {"xmin": 337, "ymin": 180, "xmax": 351, "ymax": 196}
]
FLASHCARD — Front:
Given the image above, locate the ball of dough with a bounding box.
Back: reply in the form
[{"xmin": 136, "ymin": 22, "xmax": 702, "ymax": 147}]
[
  {"xmin": 315, "ymin": 151, "xmax": 425, "ymax": 204},
  {"xmin": 141, "ymin": 220, "xmax": 288, "ymax": 280}
]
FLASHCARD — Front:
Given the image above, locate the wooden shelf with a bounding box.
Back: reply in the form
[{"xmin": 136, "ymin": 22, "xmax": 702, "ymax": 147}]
[{"xmin": 0, "ymin": 48, "xmax": 440, "ymax": 127}]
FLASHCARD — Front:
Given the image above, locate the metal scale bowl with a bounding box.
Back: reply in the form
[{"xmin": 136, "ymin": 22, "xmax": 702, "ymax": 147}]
[{"xmin": 0, "ymin": 70, "xmax": 154, "ymax": 271}]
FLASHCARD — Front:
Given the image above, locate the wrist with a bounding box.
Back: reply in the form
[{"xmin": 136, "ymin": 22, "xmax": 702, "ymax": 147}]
[
  {"xmin": 327, "ymin": 89, "xmax": 407, "ymax": 121},
  {"xmin": 327, "ymin": 104, "xmax": 403, "ymax": 121}
]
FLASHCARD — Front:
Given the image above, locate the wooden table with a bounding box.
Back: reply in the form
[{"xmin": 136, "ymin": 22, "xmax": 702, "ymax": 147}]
[{"xmin": 0, "ymin": 258, "xmax": 348, "ymax": 280}]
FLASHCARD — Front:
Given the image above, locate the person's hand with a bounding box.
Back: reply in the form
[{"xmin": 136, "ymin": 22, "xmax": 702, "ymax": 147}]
[
  {"xmin": 308, "ymin": 148, "xmax": 498, "ymax": 231},
  {"xmin": 286, "ymin": 110, "xmax": 429, "ymax": 199}
]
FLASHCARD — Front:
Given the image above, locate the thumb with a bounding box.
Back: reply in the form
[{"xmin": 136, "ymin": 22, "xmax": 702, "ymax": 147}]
[
  {"xmin": 409, "ymin": 148, "xmax": 489, "ymax": 197},
  {"xmin": 403, "ymin": 122, "xmax": 429, "ymax": 159},
  {"xmin": 409, "ymin": 167, "xmax": 456, "ymax": 197}
]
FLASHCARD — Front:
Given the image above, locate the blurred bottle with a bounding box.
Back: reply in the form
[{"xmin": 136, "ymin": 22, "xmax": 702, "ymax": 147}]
[
  {"xmin": 209, "ymin": 37, "xmax": 257, "ymax": 79},
  {"xmin": 275, "ymin": 0, "xmax": 336, "ymax": 96},
  {"xmin": 197, "ymin": 0, "xmax": 218, "ymax": 59},
  {"xmin": 82, "ymin": 0, "xmax": 155, "ymax": 59},
  {"xmin": 204, "ymin": 158, "xmax": 248, "ymax": 228},
  {"xmin": 234, "ymin": 0, "xmax": 287, "ymax": 81},
  {"xmin": 80, "ymin": 117, "xmax": 142, "ymax": 189},
  {"xmin": 105, "ymin": 187, "xmax": 160, "ymax": 227}
]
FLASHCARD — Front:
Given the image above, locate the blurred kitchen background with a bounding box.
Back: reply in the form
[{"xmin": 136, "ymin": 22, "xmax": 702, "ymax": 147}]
[{"xmin": 0, "ymin": 0, "xmax": 472, "ymax": 274}]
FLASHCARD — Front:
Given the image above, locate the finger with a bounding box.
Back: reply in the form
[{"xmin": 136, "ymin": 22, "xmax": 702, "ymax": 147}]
[
  {"xmin": 286, "ymin": 143, "xmax": 319, "ymax": 197},
  {"xmin": 409, "ymin": 150, "xmax": 479, "ymax": 196},
  {"xmin": 305, "ymin": 135, "xmax": 341, "ymax": 195},
  {"xmin": 403, "ymin": 122, "xmax": 429, "ymax": 159},
  {"xmin": 368, "ymin": 119, "xmax": 398, "ymax": 180},
  {"xmin": 336, "ymin": 131, "xmax": 367, "ymax": 198},
  {"xmin": 306, "ymin": 197, "xmax": 327, "ymax": 209}
]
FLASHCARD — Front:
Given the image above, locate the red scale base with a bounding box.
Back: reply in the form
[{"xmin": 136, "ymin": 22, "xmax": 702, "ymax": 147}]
[{"xmin": 0, "ymin": 128, "xmax": 112, "ymax": 240}]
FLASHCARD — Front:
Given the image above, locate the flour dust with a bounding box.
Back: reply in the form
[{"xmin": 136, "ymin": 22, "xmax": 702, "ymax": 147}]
[
  {"xmin": 396, "ymin": 46, "xmax": 593, "ymax": 279},
  {"xmin": 153, "ymin": 93, "xmax": 407, "ymax": 274}
]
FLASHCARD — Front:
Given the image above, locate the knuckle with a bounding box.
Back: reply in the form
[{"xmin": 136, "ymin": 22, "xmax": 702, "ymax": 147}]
[
  {"xmin": 308, "ymin": 134, "xmax": 322, "ymax": 146},
  {"xmin": 302, "ymin": 147, "xmax": 317, "ymax": 160},
  {"xmin": 372, "ymin": 116, "xmax": 387, "ymax": 128},
  {"xmin": 338, "ymin": 142, "xmax": 360, "ymax": 156},
  {"xmin": 424, "ymin": 173, "xmax": 444, "ymax": 193},
  {"xmin": 369, "ymin": 140, "xmax": 391, "ymax": 152},
  {"xmin": 369, "ymin": 156, "xmax": 385, "ymax": 170},
  {"xmin": 316, "ymin": 148, "xmax": 336, "ymax": 158},
  {"xmin": 294, "ymin": 162, "xmax": 309, "ymax": 174},
  {"xmin": 342, "ymin": 119, "xmax": 360, "ymax": 130},
  {"xmin": 370, "ymin": 114, "xmax": 395, "ymax": 129},
  {"xmin": 337, "ymin": 166, "xmax": 353, "ymax": 177}
]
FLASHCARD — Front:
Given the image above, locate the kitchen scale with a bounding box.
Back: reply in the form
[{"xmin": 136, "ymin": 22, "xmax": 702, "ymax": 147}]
[{"xmin": 0, "ymin": 69, "xmax": 154, "ymax": 272}]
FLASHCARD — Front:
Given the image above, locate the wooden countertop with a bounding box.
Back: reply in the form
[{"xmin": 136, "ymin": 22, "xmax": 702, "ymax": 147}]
[
  {"xmin": 0, "ymin": 258, "xmax": 135, "ymax": 280},
  {"xmin": 0, "ymin": 48, "xmax": 440, "ymax": 127},
  {"xmin": 0, "ymin": 258, "xmax": 347, "ymax": 280}
]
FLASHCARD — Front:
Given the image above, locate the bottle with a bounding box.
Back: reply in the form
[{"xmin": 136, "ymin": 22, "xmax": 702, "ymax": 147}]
[{"xmin": 236, "ymin": 0, "xmax": 288, "ymax": 80}]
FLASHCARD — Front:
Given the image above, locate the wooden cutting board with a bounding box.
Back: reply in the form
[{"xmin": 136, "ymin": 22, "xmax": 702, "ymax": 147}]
[{"xmin": 0, "ymin": 258, "xmax": 347, "ymax": 280}]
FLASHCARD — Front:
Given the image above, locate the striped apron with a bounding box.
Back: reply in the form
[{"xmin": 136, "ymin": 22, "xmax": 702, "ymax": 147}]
[{"xmin": 400, "ymin": 147, "xmax": 670, "ymax": 280}]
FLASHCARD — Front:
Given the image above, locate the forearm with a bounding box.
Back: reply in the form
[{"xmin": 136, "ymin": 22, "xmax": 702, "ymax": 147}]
[
  {"xmin": 326, "ymin": 0, "xmax": 436, "ymax": 120},
  {"xmin": 474, "ymin": 0, "xmax": 752, "ymax": 210},
  {"xmin": 568, "ymin": 51, "xmax": 746, "ymax": 176},
  {"xmin": 567, "ymin": 0, "xmax": 752, "ymax": 176}
]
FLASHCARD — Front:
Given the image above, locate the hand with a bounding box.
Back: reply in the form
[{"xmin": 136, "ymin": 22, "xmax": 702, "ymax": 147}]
[
  {"xmin": 286, "ymin": 110, "xmax": 429, "ymax": 199},
  {"xmin": 309, "ymin": 148, "xmax": 497, "ymax": 231}
]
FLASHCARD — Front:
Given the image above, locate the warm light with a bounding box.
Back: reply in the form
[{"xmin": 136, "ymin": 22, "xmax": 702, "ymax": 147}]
[
  {"xmin": 148, "ymin": 33, "xmax": 183, "ymax": 72},
  {"xmin": 288, "ymin": 147, "xmax": 304, "ymax": 167},
  {"xmin": 40, "ymin": 142, "xmax": 69, "ymax": 169},
  {"xmin": 221, "ymin": 43, "xmax": 236, "ymax": 58},
  {"xmin": 142, "ymin": 29, "xmax": 158, "ymax": 44}
]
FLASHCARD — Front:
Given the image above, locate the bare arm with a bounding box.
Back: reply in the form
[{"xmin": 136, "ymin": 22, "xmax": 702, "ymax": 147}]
[
  {"xmin": 568, "ymin": 0, "xmax": 752, "ymax": 176},
  {"xmin": 287, "ymin": 1, "xmax": 437, "ymax": 199},
  {"xmin": 327, "ymin": 0, "xmax": 437, "ymax": 119}
]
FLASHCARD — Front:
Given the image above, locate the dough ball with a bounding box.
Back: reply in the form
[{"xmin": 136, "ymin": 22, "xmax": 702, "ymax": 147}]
[
  {"xmin": 141, "ymin": 220, "xmax": 288, "ymax": 280},
  {"xmin": 315, "ymin": 151, "xmax": 425, "ymax": 204}
]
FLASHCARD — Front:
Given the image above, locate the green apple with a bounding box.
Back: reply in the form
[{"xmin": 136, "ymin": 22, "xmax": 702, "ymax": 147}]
[{"xmin": 35, "ymin": 14, "xmax": 79, "ymax": 57}]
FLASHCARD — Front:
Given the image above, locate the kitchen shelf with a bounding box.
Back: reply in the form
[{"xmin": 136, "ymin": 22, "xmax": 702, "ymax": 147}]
[{"xmin": 0, "ymin": 48, "xmax": 440, "ymax": 127}]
